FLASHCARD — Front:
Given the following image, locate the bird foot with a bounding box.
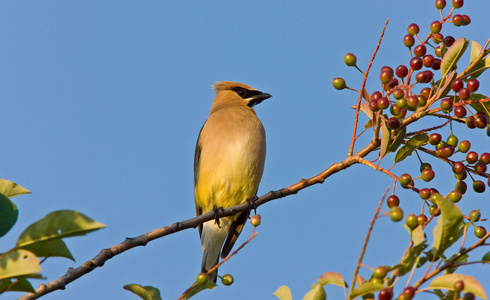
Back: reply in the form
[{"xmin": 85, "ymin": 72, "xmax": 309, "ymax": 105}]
[{"xmin": 213, "ymin": 207, "xmax": 224, "ymax": 228}]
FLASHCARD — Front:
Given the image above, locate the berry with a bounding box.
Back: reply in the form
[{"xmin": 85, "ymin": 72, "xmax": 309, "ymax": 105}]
[
  {"xmin": 440, "ymin": 98, "xmax": 453, "ymax": 111},
  {"xmin": 421, "ymin": 169, "xmax": 435, "ymax": 182},
  {"xmin": 406, "ymin": 95, "xmax": 419, "ymax": 110},
  {"xmin": 448, "ymin": 190, "xmax": 462, "ymax": 203},
  {"xmin": 369, "ymin": 99, "xmax": 380, "ymax": 112},
  {"xmin": 455, "ymin": 181, "xmax": 467, "ymax": 194},
  {"xmin": 417, "ymin": 94, "xmax": 427, "ymax": 106},
  {"xmin": 441, "ymin": 145, "xmax": 455, "ymax": 157},
  {"xmin": 417, "ymin": 214, "xmax": 428, "ymax": 226},
  {"xmin": 429, "ymin": 205, "xmax": 441, "ymax": 216},
  {"xmin": 466, "ymin": 116, "xmax": 476, "ymax": 129},
  {"xmin": 455, "ymin": 170, "xmax": 467, "ymax": 180},
  {"xmin": 462, "ymin": 15, "xmax": 471, "ymax": 25},
  {"xmin": 474, "ymin": 162, "xmax": 487, "ymax": 173},
  {"xmin": 402, "ymin": 287, "xmax": 416, "ymax": 299},
  {"xmin": 390, "ymin": 206, "xmax": 404, "ymax": 222},
  {"xmin": 414, "ymin": 44, "xmax": 427, "ymax": 57},
  {"xmin": 396, "ymin": 98, "xmax": 407, "ymax": 109},
  {"xmin": 396, "ymin": 65, "xmax": 409, "ymax": 78},
  {"xmin": 392, "ymin": 88, "xmax": 404, "ymax": 99},
  {"xmin": 399, "ymin": 173, "xmax": 412, "ymax": 187},
  {"xmin": 410, "ymin": 57, "xmax": 423, "ymax": 70},
  {"xmin": 464, "ymin": 293, "xmax": 476, "ymax": 300},
  {"xmin": 380, "ymin": 70, "xmax": 393, "ymax": 84},
  {"xmin": 475, "ymin": 114, "xmax": 488, "ymax": 128},
  {"xmin": 480, "ymin": 153, "xmax": 490, "ymax": 164},
  {"xmin": 406, "ymin": 214, "xmax": 419, "ymax": 229},
  {"xmin": 459, "ymin": 87, "xmax": 471, "ymax": 100},
  {"xmin": 379, "ymin": 288, "xmax": 393, "ymax": 300},
  {"xmin": 250, "ymin": 214, "xmax": 261, "ymax": 226},
  {"xmin": 221, "ymin": 274, "xmax": 234, "ymax": 286},
  {"xmin": 451, "ymin": 78, "xmax": 464, "ymax": 92},
  {"xmin": 332, "ymin": 77, "xmax": 346, "ymax": 90},
  {"xmin": 446, "ymin": 135, "xmax": 458, "ymax": 147},
  {"xmin": 196, "ymin": 273, "xmax": 208, "ymax": 285},
  {"xmin": 373, "ymin": 266, "xmax": 388, "ymax": 279},
  {"xmin": 372, "ymin": 91, "xmax": 383, "ymax": 100},
  {"xmin": 474, "ymin": 226, "xmax": 487, "ymax": 238},
  {"xmin": 387, "ymin": 117, "xmax": 401, "ymax": 130},
  {"xmin": 473, "ymin": 181, "xmax": 486, "ymax": 193},
  {"xmin": 469, "ymin": 210, "xmax": 481, "ymax": 222},
  {"xmin": 378, "ymin": 97, "xmax": 390, "ymax": 109},
  {"xmin": 452, "ymin": 14, "xmax": 464, "ymax": 26},
  {"xmin": 432, "ymin": 33, "xmax": 444, "ymax": 43},
  {"xmin": 429, "ymin": 133, "xmax": 442, "ymax": 145},
  {"xmin": 430, "ymin": 21, "xmax": 442, "ymax": 33},
  {"xmin": 444, "ymin": 36, "xmax": 456, "ymax": 47},
  {"xmin": 454, "ymin": 280, "xmax": 464, "ymax": 292},
  {"xmin": 432, "ymin": 58, "xmax": 442, "ymax": 70},
  {"xmin": 419, "ymin": 188, "xmax": 431, "ymax": 199},
  {"xmin": 422, "ymin": 55, "xmax": 435, "ymax": 68},
  {"xmin": 387, "ymin": 195, "xmax": 400, "ymax": 208},
  {"xmin": 403, "ymin": 34, "xmax": 415, "ymax": 48},
  {"xmin": 420, "ymin": 87, "xmax": 432, "ymax": 99},
  {"xmin": 452, "ymin": 0, "xmax": 464, "ymax": 8},
  {"xmin": 454, "ymin": 106, "xmax": 467, "ymax": 118},
  {"xmin": 344, "ymin": 53, "xmax": 357, "ymax": 66},
  {"xmin": 407, "ymin": 23, "xmax": 420, "ymax": 35},
  {"xmin": 458, "ymin": 140, "xmax": 471, "ymax": 153},
  {"xmin": 466, "ymin": 151, "xmax": 478, "ymax": 164},
  {"xmin": 435, "ymin": 0, "xmax": 446, "ymax": 9},
  {"xmin": 452, "ymin": 161, "xmax": 465, "ymax": 174}
]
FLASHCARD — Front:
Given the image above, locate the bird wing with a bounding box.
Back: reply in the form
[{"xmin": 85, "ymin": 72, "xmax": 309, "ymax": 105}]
[
  {"xmin": 194, "ymin": 124, "xmax": 205, "ymax": 238},
  {"xmin": 220, "ymin": 210, "xmax": 250, "ymax": 258}
]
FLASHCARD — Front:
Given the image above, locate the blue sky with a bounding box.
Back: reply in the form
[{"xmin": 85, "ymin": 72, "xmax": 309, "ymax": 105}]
[{"xmin": 2, "ymin": 1, "xmax": 490, "ymax": 299}]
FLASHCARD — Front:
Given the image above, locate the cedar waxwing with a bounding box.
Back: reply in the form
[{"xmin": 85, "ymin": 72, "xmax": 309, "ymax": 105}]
[{"xmin": 194, "ymin": 81, "xmax": 271, "ymax": 282}]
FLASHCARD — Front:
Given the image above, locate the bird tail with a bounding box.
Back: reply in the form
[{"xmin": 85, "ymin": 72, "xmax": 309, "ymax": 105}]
[{"xmin": 200, "ymin": 218, "xmax": 231, "ymax": 282}]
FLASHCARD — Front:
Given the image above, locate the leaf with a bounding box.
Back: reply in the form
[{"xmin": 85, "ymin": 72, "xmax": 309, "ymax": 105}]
[
  {"xmin": 16, "ymin": 210, "xmax": 106, "ymax": 248},
  {"xmin": 350, "ymin": 282, "xmax": 384, "ymax": 299},
  {"xmin": 430, "ymin": 274, "xmax": 487, "ymax": 300},
  {"xmin": 470, "ymin": 41, "xmax": 482, "ymax": 64},
  {"xmin": 364, "ymin": 119, "xmax": 373, "ymax": 129},
  {"xmin": 351, "ymin": 103, "xmax": 374, "ymax": 121},
  {"xmin": 123, "ymin": 284, "xmax": 162, "ymax": 300},
  {"xmin": 182, "ymin": 281, "xmax": 216, "ymax": 299},
  {"xmin": 393, "ymin": 241, "xmax": 428, "ymax": 277},
  {"xmin": 361, "ymin": 88, "xmax": 371, "ymax": 102},
  {"xmin": 0, "ymin": 179, "xmax": 31, "ymax": 198},
  {"xmin": 394, "ymin": 133, "xmax": 429, "ymax": 163},
  {"xmin": 317, "ymin": 271, "xmax": 347, "ymax": 288},
  {"xmin": 0, "ymin": 249, "xmax": 41, "ymax": 281},
  {"xmin": 0, "ymin": 193, "xmax": 18, "ymax": 237},
  {"xmin": 440, "ymin": 38, "xmax": 469, "ymax": 76},
  {"xmin": 18, "ymin": 238, "xmax": 74, "ymax": 261},
  {"xmin": 469, "ymin": 41, "xmax": 490, "ymax": 78},
  {"xmin": 482, "ymin": 251, "xmax": 490, "ymax": 263},
  {"xmin": 379, "ymin": 119, "xmax": 390, "ymax": 159},
  {"xmin": 445, "ymin": 254, "xmax": 468, "ymax": 274},
  {"xmin": 468, "ymin": 93, "xmax": 490, "ymax": 116},
  {"xmin": 431, "ymin": 194, "xmax": 464, "ymax": 258},
  {"xmin": 274, "ymin": 285, "xmax": 293, "ymax": 300},
  {"xmin": 388, "ymin": 127, "xmax": 406, "ymax": 154},
  {"xmin": 303, "ymin": 283, "xmax": 326, "ymax": 300},
  {"xmin": 403, "ymin": 223, "xmax": 425, "ymax": 246},
  {"xmin": 2, "ymin": 277, "xmax": 36, "ymax": 293},
  {"xmin": 432, "ymin": 70, "xmax": 456, "ymax": 100}
]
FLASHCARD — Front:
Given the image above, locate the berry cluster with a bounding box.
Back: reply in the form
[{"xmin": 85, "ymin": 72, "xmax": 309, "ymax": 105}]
[{"xmin": 333, "ymin": 0, "xmax": 490, "ymax": 299}]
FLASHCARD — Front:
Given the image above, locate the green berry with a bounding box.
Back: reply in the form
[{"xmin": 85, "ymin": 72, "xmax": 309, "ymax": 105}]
[
  {"xmin": 344, "ymin": 53, "xmax": 357, "ymax": 66},
  {"xmin": 332, "ymin": 77, "xmax": 346, "ymax": 90},
  {"xmin": 250, "ymin": 214, "xmax": 261, "ymax": 227},
  {"xmin": 390, "ymin": 206, "xmax": 404, "ymax": 222},
  {"xmin": 196, "ymin": 273, "xmax": 209, "ymax": 285},
  {"xmin": 406, "ymin": 214, "xmax": 419, "ymax": 229},
  {"xmin": 221, "ymin": 274, "xmax": 234, "ymax": 286},
  {"xmin": 474, "ymin": 226, "xmax": 487, "ymax": 238},
  {"xmin": 469, "ymin": 210, "xmax": 481, "ymax": 222}
]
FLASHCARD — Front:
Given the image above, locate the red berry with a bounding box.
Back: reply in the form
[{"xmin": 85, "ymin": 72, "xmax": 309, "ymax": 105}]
[
  {"xmin": 380, "ymin": 70, "xmax": 393, "ymax": 84},
  {"xmin": 423, "ymin": 55, "xmax": 435, "ymax": 68},
  {"xmin": 453, "ymin": 14, "xmax": 464, "ymax": 26},
  {"xmin": 435, "ymin": 0, "xmax": 446, "ymax": 9},
  {"xmin": 430, "ymin": 21, "xmax": 442, "ymax": 33},
  {"xmin": 466, "ymin": 116, "xmax": 476, "ymax": 129},
  {"xmin": 378, "ymin": 97, "xmax": 390, "ymax": 109},
  {"xmin": 372, "ymin": 91, "xmax": 383, "ymax": 100},
  {"xmin": 459, "ymin": 87, "xmax": 471, "ymax": 100},
  {"xmin": 387, "ymin": 195, "xmax": 400, "ymax": 208},
  {"xmin": 452, "ymin": 0, "xmax": 464, "ymax": 8},
  {"xmin": 462, "ymin": 15, "xmax": 471, "ymax": 25},
  {"xmin": 420, "ymin": 87, "xmax": 432, "ymax": 99},
  {"xmin": 451, "ymin": 78, "xmax": 464, "ymax": 92},
  {"xmin": 369, "ymin": 99, "xmax": 380, "ymax": 112},
  {"xmin": 410, "ymin": 57, "xmax": 423, "ymax": 70},
  {"xmin": 414, "ymin": 45, "xmax": 427, "ymax": 57},
  {"xmin": 458, "ymin": 140, "xmax": 471, "ymax": 153},
  {"xmin": 444, "ymin": 36, "xmax": 456, "ymax": 47},
  {"xmin": 466, "ymin": 151, "xmax": 478, "ymax": 164},
  {"xmin": 407, "ymin": 23, "xmax": 420, "ymax": 35},
  {"xmin": 429, "ymin": 133, "xmax": 442, "ymax": 145},
  {"xmin": 421, "ymin": 169, "xmax": 435, "ymax": 182},
  {"xmin": 474, "ymin": 162, "xmax": 487, "ymax": 173},
  {"xmin": 480, "ymin": 153, "xmax": 490, "ymax": 165},
  {"xmin": 432, "ymin": 33, "xmax": 444, "ymax": 43},
  {"xmin": 396, "ymin": 65, "xmax": 409, "ymax": 78},
  {"xmin": 475, "ymin": 114, "xmax": 488, "ymax": 128},
  {"xmin": 403, "ymin": 34, "xmax": 415, "ymax": 48},
  {"xmin": 440, "ymin": 98, "xmax": 453, "ymax": 111},
  {"xmin": 452, "ymin": 161, "xmax": 465, "ymax": 174},
  {"xmin": 454, "ymin": 106, "xmax": 467, "ymax": 118},
  {"xmin": 467, "ymin": 78, "xmax": 480, "ymax": 92},
  {"xmin": 432, "ymin": 58, "xmax": 442, "ymax": 70},
  {"xmin": 419, "ymin": 188, "xmax": 431, "ymax": 199},
  {"xmin": 387, "ymin": 117, "xmax": 401, "ymax": 129}
]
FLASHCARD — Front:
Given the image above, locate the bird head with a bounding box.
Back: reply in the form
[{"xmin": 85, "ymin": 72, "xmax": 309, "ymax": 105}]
[{"xmin": 210, "ymin": 81, "xmax": 271, "ymax": 113}]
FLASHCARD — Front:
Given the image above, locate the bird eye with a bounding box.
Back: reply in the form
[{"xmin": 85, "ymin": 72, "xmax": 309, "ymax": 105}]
[{"xmin": 236, "ymin": 88, "xmax": 247, "ymax": 97}]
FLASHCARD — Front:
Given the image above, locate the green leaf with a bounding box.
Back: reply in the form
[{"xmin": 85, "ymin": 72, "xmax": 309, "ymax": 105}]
[
  {"xmin": 2, "ymin": 277, "xmax": 36, "ymax": 293},
  {"xmin": 469, "ymin": 41, "xmax": 490, "ymax": 78},
  {"xmin": 394, "ymin": 241, "xmax": 428, "ymax": 277},
  {"xmin": 440, "ymin": 38, "xmax": 469, "ymax": 76},
  {"xmin": 123, "ymin": 284, "xmax": 162, "ymax": 300},
  {"xmin": 0, "ymin": 249, "xmax": 41, "ymax": 281},
  {"xmin": 483, "ymin": 251, "xmax": 490, "ymax": 263},
  {"xmin": 0, "ymin": 179, "xmax": 31, "ymax": 198},
  {"xmin": 18, "ymin": 238, "xmax": 74, "ymax": 261},
  {"xmin": 431, "ymin": 194, "xmax": 464, "ymax": 258},
  {"xmin": 388, "ymin": 127, "xmax": 406, "ymax": 154},
  {"xmin": 273, "ymin": 285, "xmax": 293, "ymax": 300},
  {"xmin": 429, "ymin": 274, "xmax": 487, "ymax": 300},
  {"xmin": 432, "ymin": 70, "xmax": 456, "ymax": 100},
  {"xmin": 445, "ymin": 254, "xmax": 468, "ymax": 274},
  {"xmin": 394, "ymin": 133, "xmax": 429, "ymax": 163},
  {"xmin": 182, "ymin": 281, "xmax": 216, "ymax": 299},
  {"xmin": 403, "ymin": 223, "xmax": 425, "ymax": 246},
  {"xmin": 303, "ymin": 283, "xmax": 326, "ymax": 300},
  {"xmin": 317, "ymin": 271, "xmax": 347, "ymax": 288},
  {"xmin": 350, "ymin": 282, "xmax": 384, "ymax": 299},
  {"xmin": 364, "ymin": 119, "xmax": 373, "ymax": 130},
  {"xmin": 16, "ymin": 210, "xmax": 106, "ymax": 248},
  {"xmin": 470, "ymin": 41, "xmax": 482, "ymax": 64},
  {"xmin": 0, "ymin": 193, "xmax": 18, "ymax": 237},
  {"xmin": 379, "ymin": 119, "xmax": 390, "ymax": 159},
  {"xmin": 468, "ymin": 93, "xmax": 490, "ymax": 116}
]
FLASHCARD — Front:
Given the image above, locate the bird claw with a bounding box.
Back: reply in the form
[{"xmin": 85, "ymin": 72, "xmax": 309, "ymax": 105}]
[
  {"xmin": 247, "ymin": 196, "xmax": 259, "ymax": 214},
  {"xmin": 213, "ymin": 207, "xmax": 224, "ymax": 228}
]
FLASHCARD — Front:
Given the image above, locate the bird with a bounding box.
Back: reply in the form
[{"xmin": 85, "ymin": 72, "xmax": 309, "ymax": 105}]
[{"xmin": 194, "ymin": 81, "xmax": 271, "ymax": 282}]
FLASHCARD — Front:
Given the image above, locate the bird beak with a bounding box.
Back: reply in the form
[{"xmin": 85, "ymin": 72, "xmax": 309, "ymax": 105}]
[{"xmin": 248, "ymin": 92, "xmax": 272, "ymax": 107}]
